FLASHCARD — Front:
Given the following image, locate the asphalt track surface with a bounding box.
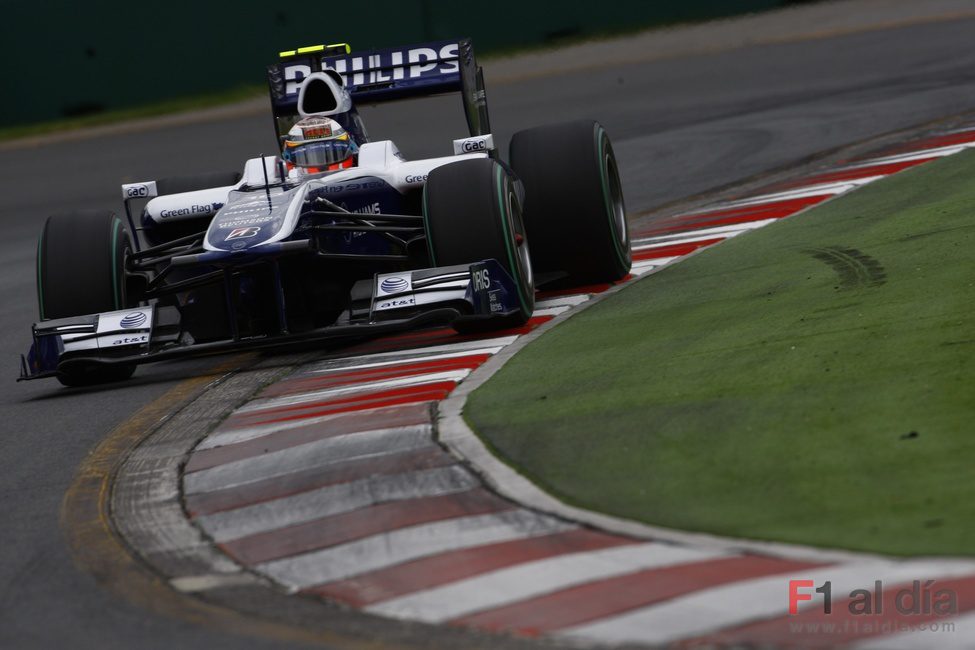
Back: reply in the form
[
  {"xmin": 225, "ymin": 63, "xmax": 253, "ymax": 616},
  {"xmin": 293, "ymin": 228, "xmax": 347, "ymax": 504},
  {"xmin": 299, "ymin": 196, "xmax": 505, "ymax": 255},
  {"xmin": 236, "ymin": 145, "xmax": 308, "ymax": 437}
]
[{"xmin": 3, "ymin": 10, "xmax": 975, "ymax": 649}]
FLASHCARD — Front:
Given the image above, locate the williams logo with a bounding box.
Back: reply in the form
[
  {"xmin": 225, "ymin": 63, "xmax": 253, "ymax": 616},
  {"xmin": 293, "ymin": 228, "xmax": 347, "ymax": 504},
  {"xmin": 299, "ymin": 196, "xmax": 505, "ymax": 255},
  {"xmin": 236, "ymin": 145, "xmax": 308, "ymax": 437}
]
[
  {"xmin": 380, "ymin": 276, "xmax": 410, "ymax": 294},
  {"xmin": 120, "ymin": 312, "xmax": 148, "ymax": 329},
  {"xmin": 226, "ymin": 227, "xmax": 261, "ymax": 240}
]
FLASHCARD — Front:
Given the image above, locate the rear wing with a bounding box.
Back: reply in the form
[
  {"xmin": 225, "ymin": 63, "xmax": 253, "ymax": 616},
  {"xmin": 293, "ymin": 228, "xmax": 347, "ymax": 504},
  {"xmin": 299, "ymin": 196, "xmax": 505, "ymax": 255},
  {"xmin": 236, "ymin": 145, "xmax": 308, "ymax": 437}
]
[{"xmin": 266, "ymin": 38, "xmax": 490, "ymax": 144}]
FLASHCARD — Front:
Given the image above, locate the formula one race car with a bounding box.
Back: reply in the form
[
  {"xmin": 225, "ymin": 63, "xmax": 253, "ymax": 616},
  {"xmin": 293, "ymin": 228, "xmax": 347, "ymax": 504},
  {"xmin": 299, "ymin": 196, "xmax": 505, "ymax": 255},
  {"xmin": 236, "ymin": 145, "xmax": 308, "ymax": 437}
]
[{"xmin": 21, "ymin": 39, "xmax": 631, "ymax": 386}]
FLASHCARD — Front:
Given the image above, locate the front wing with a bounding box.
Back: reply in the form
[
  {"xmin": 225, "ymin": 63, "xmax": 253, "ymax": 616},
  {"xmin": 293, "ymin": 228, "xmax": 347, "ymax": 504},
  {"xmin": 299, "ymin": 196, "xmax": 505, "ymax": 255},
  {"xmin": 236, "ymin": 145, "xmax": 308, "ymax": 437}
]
[{"xmin": 19, "ymin": 259, "xmax": 520, "ymax": 381}]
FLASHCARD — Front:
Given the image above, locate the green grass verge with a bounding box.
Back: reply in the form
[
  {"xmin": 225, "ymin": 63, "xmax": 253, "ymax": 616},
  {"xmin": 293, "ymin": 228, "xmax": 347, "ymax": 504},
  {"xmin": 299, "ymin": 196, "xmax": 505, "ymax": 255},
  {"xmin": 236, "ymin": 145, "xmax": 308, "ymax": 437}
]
[
  {"xmin": 466, "ymin": 149, "xmax": 975, "ymax": 556},
  {"xmin": 0, "ymin": 85, "xmax": 265, "ymax": 142}
]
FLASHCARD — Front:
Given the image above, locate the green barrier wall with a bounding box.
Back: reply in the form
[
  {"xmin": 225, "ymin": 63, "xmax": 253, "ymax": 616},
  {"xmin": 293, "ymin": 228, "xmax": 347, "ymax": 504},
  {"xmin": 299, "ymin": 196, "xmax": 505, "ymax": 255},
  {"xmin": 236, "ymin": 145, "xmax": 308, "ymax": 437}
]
[{"xmin": 0, "ymin": 1, "xmax": 796, "ymax": 127}]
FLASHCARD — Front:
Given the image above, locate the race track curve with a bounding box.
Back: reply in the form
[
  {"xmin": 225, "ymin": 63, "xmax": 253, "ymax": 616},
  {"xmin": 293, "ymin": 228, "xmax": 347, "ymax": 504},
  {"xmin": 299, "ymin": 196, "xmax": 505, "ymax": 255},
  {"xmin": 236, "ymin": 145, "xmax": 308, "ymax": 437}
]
[{"xmin": 3, "ymin": 3, "xmax": 975, "ymax": 648}]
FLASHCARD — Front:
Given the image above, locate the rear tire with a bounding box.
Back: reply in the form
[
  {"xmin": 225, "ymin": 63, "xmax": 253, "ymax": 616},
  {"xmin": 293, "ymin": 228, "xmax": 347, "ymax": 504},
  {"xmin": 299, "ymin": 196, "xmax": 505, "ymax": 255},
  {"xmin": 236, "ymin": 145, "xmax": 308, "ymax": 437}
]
[
  {"xmin": 423, "ymin": 158, "xmax": 534, "ymax": 330},
  {"xmin": 37, "ymin": 210, "xmax": 137, "ymax": 386},
  {"xmin": 509, "ymin": 120, "xmax": 631, "ymax": 285}
]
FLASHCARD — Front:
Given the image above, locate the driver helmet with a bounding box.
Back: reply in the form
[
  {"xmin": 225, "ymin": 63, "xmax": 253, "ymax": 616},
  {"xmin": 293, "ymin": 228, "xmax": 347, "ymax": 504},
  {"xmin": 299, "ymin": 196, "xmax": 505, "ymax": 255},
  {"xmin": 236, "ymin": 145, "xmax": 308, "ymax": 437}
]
[{"xmin": 282, "ymin": 117, "xmax": 357, "ymax": 173}]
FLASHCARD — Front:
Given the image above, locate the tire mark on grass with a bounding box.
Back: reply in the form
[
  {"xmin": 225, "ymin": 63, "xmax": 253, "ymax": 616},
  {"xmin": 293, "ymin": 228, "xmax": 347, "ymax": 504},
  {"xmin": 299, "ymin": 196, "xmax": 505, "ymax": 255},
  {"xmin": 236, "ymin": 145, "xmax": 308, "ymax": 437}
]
[{"xmin": 804, "ymin": 246, "xmax": 887, "ymax": 290}]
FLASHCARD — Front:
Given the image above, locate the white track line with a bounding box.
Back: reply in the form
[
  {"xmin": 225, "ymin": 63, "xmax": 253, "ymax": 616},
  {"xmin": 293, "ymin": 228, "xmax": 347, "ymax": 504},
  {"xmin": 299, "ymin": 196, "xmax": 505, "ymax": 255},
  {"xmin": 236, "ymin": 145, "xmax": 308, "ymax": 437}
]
[
  {"xmin": 841, "ymin": 143, "xmax": 975, "ymax": 169},
  {"xmin": 631, "ymin": 261, "xmax": 661, "ymax": 275},
  {"xmin": 198, "ymin": 465, "xmax": 477, "ymax": 543},
  {"xmin": 198, "ymin": 403, "xmax": 425, "ymax": 451},
  {"xmin": 185, "ymin": 424, "xmax": 432, "ymax": 494},
  {"xmin": 632, "ymin": 255, "xmax": 678, "ymax": 265},
  {"xmin": 535, "ymin": 294, "xmax": 590, "ymax": 309},
  {"xmin": 704, "ymin": 177, "xmax": 881, "ymax": 210},
  {"xmin": 633, "ymin": 219, "xmax": 778, "ymax": 245},
  {"xmin": 634, "ymin": 232, "xmax": 734, "ymax": 251},
  {"xmin": 560, "ymin": 560, "xmax": 975, "ymax": 645},
  {"xmin": 257, "ymin": 509, "xmax": 575, "ymax": 589},
  {"xmin": 237, "ymin": 369, "xmax": 470, "ymax": 413},
  {"xmin": 533, "ymin": 305, "xmax": 572, "ymax": 317},
  {"xmin": 287, "ymin": 347, "xmax": 503, "ymax": 379},
  {"xmin": 368, "ymin": 542, "xmax": 725, "ymax": 623},
  {"xmin": 301, "ymin": 336, "xmax": 519, "ymax": 370}
]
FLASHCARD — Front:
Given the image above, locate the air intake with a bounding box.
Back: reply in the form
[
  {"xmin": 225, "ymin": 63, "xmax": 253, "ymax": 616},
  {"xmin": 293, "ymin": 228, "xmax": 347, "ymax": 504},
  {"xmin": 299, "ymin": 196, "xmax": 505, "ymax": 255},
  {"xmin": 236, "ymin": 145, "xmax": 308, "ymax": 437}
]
[{"xmin": 298, "ymin": 72, "xmax": 352, "ymax": 117}]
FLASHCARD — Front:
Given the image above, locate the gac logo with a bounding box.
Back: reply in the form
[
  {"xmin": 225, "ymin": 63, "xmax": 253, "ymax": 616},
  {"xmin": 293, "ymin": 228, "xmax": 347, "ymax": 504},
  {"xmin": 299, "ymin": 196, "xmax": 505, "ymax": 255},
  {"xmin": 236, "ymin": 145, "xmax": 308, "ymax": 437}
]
[
  {"xmin": 125, "ymin": 184, "xmax": 149, "ymax": 198},
  {"xmin": 472, "ymin": 268, "xmax": 491, "ymax": 291},
  {"xmin": 462, "ymin": 139, "xmax": 487, "ymax": 152}
]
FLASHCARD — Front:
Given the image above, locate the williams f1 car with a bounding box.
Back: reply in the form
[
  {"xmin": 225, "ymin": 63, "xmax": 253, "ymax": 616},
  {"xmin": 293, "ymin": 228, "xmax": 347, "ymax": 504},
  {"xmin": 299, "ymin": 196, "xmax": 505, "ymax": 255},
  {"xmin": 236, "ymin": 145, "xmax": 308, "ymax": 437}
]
[{"xmin": 21, "ymin": 39, "xmax": 631, "ymax": 386}]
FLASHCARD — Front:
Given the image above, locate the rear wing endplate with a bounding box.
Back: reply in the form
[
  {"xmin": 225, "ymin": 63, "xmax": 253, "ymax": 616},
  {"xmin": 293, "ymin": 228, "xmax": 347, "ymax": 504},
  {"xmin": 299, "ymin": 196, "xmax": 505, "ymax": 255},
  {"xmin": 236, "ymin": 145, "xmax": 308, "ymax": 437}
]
[{"xmin": 266, "ymin": 38, "xmax": 489, "ymax": 143}]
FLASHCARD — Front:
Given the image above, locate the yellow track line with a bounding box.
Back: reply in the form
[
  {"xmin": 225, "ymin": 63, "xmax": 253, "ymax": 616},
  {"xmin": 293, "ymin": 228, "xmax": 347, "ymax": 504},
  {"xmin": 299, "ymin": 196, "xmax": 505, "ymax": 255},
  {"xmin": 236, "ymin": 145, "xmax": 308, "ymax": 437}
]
[{"xmin": 58, "ymin": 353, "xmax": 419, "ymax": 649}]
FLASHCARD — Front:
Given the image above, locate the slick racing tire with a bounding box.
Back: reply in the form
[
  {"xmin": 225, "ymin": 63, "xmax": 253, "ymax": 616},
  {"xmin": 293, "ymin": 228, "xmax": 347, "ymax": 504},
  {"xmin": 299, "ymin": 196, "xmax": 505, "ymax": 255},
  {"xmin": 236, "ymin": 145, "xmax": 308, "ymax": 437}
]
[
  {"xmin": 37, "ymin": 210, "xmax": 136, "ymax": 386},
  {"xmin": 509, "ymin": 120, "xmax": 631, "ymax": 285},
  {"xmin": 155, "ymin": 170, "xmax": 242, "ymax": 195},
  {"xmin": 55, "ymin": 362, "xmax": 136, "ymax": 388},
  {"xmin": 423, "ymin": 158, "xmax": 534, "ymax": 331}
]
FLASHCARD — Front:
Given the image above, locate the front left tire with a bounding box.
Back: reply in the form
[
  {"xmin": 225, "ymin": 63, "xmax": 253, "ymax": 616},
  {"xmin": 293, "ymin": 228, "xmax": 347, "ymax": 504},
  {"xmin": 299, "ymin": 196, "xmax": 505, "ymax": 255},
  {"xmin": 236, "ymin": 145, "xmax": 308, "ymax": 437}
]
[{"xmin": 423, "ymin": 158, "xmax": 535, "ymax": 330}]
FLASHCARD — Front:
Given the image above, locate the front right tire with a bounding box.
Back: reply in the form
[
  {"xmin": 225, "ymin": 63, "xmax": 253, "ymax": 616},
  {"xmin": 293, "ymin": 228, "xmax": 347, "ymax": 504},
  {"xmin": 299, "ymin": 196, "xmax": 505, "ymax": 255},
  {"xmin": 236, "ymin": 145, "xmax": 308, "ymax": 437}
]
[
  {"xmin": 37, "ymin": 210, "xmax": 137, "ymax": 386},
  {"xmin": 510, "ymin": 120, "xmax": 632, "ymax": 286}
]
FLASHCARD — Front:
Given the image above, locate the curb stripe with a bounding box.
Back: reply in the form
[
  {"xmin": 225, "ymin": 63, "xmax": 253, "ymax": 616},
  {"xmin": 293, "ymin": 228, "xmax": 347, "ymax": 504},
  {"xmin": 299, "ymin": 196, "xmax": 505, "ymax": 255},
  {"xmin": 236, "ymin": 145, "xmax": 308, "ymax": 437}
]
[
  {"xmin": 767, "ymin": 157, "xmax": 937, "ymax": 190},
  {"xmin": 632, "ymin": 237, "xmax": 725, "ymax": 261},
  {"xmin": 842, "ymin": 144, "xmax": 973, "ymax": 168},
  {"xmin": 238, "ymin": 370, "xmax": 472, "ymax": 413},
  {"xmin": 633, "ymin": 219, "xmax": 777, "ymax": 244},
  {"xmin": 299, "ymin": 342, "xmax": 512, "ymax": 373},
  {"xmin": 560, "ymin": 561, "xmax": 975, "ymax": 645},
  {"xmin": 633, "ymin": 231, "xmax": 739, "ymax": 249},
  {"xmin": 452, "ymin": 555, "xmax": 822, "ymax": 635},
  {"xmin": 222, "ymin": 489, "xmax": 514, "ymax": 565},
  {"xmin": 256, "ymin": 510, "xmax": 574, "ymax": 589},
  {"xmin": 638, "ymin": 195, "xmax": 828, "ymax": 237},
  {"xmin": 186, "ymin": 403, "xmax": 433, "ymax": 472},
  {"xmin": 689, "ymin": 573, "xmax": 975, "ymax": 648},
  {"xmin": 199, "ymin": 465, "xmax": 478, "ymax": 543},
  {"xmin": 534, "ymin": 294, "xmax": 590, "ymax": 308},
  {"xmin": 872, "ymin": 130, "xmax": 975, "ymax": 156},
  {"xmin": 368, "ymin": 543, "xmax": 727, "ymax": 624},
  {"xmin": 706, "ymin": 177, "xmax": 879, "ymax": 208},
  {"xmin": 260, "ymin": 354, "xmax": 491, "ymax": 398},
  {"xmin": 198, "ymin": 403, "xmax": 435, "ymax": 450},
  {"xmin": 232, "ymin": 387, "xmax": 455, "ymax": 426},
  {"xmin": 186, "ymin": 446, "xmax": 456, "ymax": 517},
  {"xmin": 185, "ymin": 424, "xmax": 433, "ymax": 495},
  {"xmin": 339, "ymin": 316, "xmax": 551, "ymax": 356},
  {"xmin": 305, "ymin": 528, "xmax": 635, "ymax": 607}
]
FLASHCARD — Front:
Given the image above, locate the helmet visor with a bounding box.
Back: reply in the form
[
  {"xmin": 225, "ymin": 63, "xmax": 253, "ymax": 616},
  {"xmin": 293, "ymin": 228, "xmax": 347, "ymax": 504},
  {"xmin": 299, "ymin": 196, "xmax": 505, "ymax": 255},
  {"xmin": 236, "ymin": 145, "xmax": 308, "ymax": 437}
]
[{"xmin": 283, "ymin": 136, "xmax": 353, "ymax": 168}]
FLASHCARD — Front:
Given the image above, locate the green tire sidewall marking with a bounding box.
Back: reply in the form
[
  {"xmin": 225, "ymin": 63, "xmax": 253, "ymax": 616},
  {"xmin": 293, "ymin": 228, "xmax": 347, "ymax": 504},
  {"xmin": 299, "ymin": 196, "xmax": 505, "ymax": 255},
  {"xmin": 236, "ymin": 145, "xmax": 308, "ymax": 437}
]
[
  {"xmin": 36, "ymin": 228, "xmax": 45, "ymax": 320},
  {"xmin": 421, "ymin": 186, "xmax": 437, "ymax": 266},
  {"xmin": 111, "ymin": 217, "xmax": 122, "ymax": 310},
  {"xmin": 494, "ymin": 164, "xmax": 531, "ymax": 314},
  {"xmin": 595, "ymin": 124, "xmax": 630, "ymax": 269}
]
